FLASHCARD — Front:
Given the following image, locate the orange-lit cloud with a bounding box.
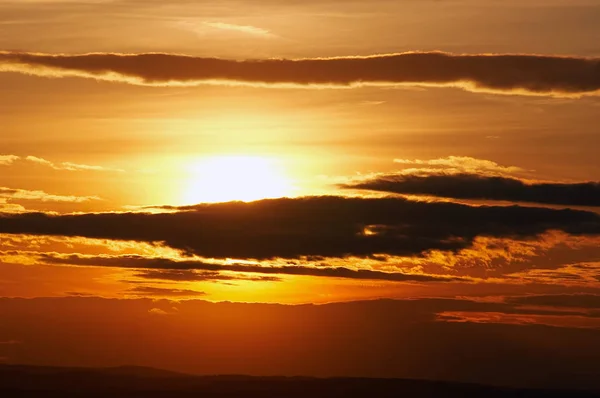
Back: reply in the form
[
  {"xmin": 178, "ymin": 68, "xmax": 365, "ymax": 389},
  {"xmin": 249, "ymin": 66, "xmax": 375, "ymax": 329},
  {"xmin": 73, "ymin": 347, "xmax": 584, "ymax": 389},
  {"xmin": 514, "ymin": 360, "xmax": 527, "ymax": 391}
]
[
  {"xmin": 0, "ymin": 187, "xmax": 100, "ymax": 203},
  {"xmin": 0, "ymin": 154, "xmax": 123, "ymax": 173},
  {"xmin": 507, "ymin": 262, "xmax": 600, "ymax": 287},
  {"xmin": 24, "ymin": 156, "xmax": 124, "ymax": 172},
  {"xmin": 0, "ymin": 233, "xmax": 182, "ymax": 257},
  {"xmin": 203, "ymin": 22, "xmax": 273, "ymax": 37},
  {"xmin": 0, "ymin": 155, "xmax": 19, "ymax": 166},
  {"xmin": 2, "ymin": 51, "xmax": 600, "ymax": 96},
  {"xmin": 393, "ymin": 156, "xmax": 525, "ymax": 175}
]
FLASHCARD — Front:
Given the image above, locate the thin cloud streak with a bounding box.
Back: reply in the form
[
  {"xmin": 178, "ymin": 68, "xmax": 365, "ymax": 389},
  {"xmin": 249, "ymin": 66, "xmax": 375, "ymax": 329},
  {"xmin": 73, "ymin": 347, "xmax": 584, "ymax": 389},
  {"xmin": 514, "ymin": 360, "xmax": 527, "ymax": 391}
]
[
  {"xmin": 393, "ymin": 156, "xmax": 525, "ymax": 175},
  {"xmin": 203, "ymin": 21, "xmax": 273, "ymax": 37},
  {"xmin": 0, "ymin": 154, "xmax": 123, "ymax": 172},
  {"xmin": 0, "ymin": 187, "xmax": 99, "ymax": 203},
  {"xmin": 127, "ymin": 286, "xmax": 206, "ymax": 297},
  {"xmin": 24, "ymin": 156, "xmax": 124, "ymax": 172},
  {"xmin": 1, "ymin": 51, "xmax": 600, "ymax": 96},
  {"xmin": 38, "ymin": 253, "xmax": 463, "ymax": 283}
]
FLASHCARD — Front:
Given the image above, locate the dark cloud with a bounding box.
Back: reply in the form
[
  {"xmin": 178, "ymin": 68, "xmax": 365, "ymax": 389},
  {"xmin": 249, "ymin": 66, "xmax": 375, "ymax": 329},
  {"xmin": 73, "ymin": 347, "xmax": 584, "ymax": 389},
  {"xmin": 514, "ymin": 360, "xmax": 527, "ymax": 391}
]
[
  {"xmin": 2, "ymin": 51, "xmax": 600, "ymax": 96},
  {"xmin": 134, "ymin": 269, "xmax": 282, "ymax": 283},
  {"xmin": 2, "ymin": 196, "xmax": 600, "ymax": 259},
  {"xmin": 343, "ymin": 173, "xmax": 600, "ymax": 207},
  {"xmin": 39, "ymin": 253, "xmax": 461, "ymax": 283},
  {"xmin": 127, "ymin": 286, "xmax": 206, "ymax": 297}
]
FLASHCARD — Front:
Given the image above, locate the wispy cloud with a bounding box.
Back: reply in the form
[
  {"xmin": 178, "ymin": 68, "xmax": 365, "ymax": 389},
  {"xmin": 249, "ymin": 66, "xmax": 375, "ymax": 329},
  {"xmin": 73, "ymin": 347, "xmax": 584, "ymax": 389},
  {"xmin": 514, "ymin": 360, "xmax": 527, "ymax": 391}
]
[
  {"xmin": 127, "ymin": 286, "xmax": 206, "ymax": 298},
  {"xmin": 0, "ymin": 154, "xmax": 122, "ymax": 172},
  {"xmin": 148, "ymin": 307, "xmax": 177, "ymax": 316},
  {"xmin": 203, "ymin": 21, "xmax": 273, "ymax": 37},
  {"xmin": 0, "ymin": 155, "xmax": 19, "ymax": 166},
  {"xmin": 24, "ymin": 155, "xmax": 123, "ymax": 172},
  {"xmin": 0, "ymin": 187, "xmax": 99, "ymax": 203},
  {"xmin": 393, "ymin": 156, "xmax": 525, "ymax": 175}
]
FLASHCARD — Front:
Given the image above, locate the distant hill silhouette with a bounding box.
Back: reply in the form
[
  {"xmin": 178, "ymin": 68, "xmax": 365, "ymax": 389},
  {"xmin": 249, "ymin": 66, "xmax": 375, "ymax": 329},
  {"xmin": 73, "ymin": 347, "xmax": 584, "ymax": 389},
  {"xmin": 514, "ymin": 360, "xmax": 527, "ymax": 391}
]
[{"xmin": 0, "ymin": 364, "xmax": 599, "ymax": 398}]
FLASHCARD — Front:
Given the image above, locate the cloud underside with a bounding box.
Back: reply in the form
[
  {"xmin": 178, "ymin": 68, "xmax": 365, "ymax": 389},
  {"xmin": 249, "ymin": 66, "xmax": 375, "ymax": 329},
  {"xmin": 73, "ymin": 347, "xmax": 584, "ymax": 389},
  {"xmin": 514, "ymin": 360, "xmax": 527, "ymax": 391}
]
[
  {"xmin": 1, "ymin": 196, "xmax": 599, "ymax": 260},
  {"xmin": 1, "ymin": 51, "xmax": 600, "ymax": 96},
  {"xmin": 344, "ymin": 173, "xmax": 600, "ymax": 207}
]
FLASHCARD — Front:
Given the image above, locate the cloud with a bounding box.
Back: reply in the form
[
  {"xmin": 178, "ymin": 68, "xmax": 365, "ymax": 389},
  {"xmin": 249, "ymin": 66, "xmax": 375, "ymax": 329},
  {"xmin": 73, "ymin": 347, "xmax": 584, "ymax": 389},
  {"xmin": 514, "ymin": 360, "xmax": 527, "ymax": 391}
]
[
  {"xmin": 2, "ymin": 197, "xmax": 600, "ymax": 260},
  {"xmin": 203, "ymin": 21, "xmax": 273, "ymax": 37},
  {"xmin": 506, "ymin": 294, "xmax": 600, "ymax": 309},
  {"xmin": 39, "ymin": 253, "xmax": 461, "ymax": 283},
  {"xmin": 147, "ymin": 307, "xmax": 179, "ymax": 315},
  {"xmin": 148, "ymin": 307, "xmax": 170, "ymax": 315},
  {"xmin": 1, "ymin": 51, "xmax": 600, "ymax": 96},
  {"xmin": 343, "ymin": 173, "xmax": 600, "ymax": 207},
  {"xmin": 507, "ymin": 262, "xmax": 600, "ymax": 287},
  {"xmin": 0, "ymin": 201, "xmax": 26, "ymax": 214},
  {"xmin": 0, "ymin": 187, "xmax": 100, "ymax": 203},
  {"xmin": 0, "ymin": 155, "xmax": 19, "ymax": 166},
  {"xmin": 0, "ymin": 154, "xmax": 123, "ymax": 172},
  {"xmin": 134, "ymin": 269, "xmax": 282, "ymax": 283},
  {"xmin": 393, "ymin": 156, "xmax": 524, "ymax": 175},
  {"xmin": 24, "ymin": 156, "xmax": 123, "ymax": 172},
  {"xmin": 437, "ymin": 311, "xmax": 600, "ymax": 330},
  {"xmin": 127, "ymin": 286, "xmax": 206, "ymax": 297}
]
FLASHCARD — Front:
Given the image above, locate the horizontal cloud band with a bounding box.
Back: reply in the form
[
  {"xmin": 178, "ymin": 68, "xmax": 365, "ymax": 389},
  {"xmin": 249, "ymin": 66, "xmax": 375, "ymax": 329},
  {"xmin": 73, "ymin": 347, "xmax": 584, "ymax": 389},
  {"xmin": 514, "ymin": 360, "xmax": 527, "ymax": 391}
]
[
  {"xmin": 38, "ymin": 253, "xmax": 461, "ymax": 283},
  {"xmin": 343, "ymin": 173, "xmax": 600, "ymax": 207},
  {"xmin": 1, "ymin": 197, "xmax": 600, "ymax": 260},
  {"xmin": 1, "ymin": 51, "xmax": 600, "ymax": 96}
]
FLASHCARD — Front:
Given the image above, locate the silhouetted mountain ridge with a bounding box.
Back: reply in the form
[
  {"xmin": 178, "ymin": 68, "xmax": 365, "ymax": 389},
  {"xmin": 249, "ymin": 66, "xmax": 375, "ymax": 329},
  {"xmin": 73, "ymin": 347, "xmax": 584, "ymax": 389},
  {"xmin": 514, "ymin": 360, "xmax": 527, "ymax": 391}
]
[{"xmin": 0, "ymin": 364, "xmax": 599, "ymax": 398}]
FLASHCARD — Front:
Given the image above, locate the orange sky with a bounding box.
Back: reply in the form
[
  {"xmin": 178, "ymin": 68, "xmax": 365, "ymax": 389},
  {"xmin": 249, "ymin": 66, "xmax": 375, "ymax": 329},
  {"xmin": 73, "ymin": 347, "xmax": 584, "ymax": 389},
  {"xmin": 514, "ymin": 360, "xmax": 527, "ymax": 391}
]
[{"xmin": 0, "ymin": 0, "xmax": 600, "ymax": 385}]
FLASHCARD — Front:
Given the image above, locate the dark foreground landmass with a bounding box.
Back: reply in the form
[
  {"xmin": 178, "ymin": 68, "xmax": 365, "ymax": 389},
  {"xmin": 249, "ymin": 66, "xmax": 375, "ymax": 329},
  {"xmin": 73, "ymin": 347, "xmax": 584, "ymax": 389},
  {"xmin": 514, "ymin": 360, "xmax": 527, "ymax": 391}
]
[{"xmin": 1, "ymin": 364, "xmax": 599, "ymax": 398}]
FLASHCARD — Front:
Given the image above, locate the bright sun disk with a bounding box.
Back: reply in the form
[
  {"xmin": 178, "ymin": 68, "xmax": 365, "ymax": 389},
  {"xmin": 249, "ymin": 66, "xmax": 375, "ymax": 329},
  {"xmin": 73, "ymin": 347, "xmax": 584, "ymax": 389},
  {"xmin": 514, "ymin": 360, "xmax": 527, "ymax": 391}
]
[{"xmin": 181, "ymin": 155, "xmax": 294, "ymax": 204}]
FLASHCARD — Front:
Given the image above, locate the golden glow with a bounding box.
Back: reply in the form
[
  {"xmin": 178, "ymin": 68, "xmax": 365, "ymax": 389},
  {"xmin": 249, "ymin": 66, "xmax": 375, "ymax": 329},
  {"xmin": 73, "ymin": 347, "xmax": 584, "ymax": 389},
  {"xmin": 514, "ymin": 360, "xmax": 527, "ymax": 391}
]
[{"xmin": 181, "ymin": 155, "xmax": 294, "ymax": 204}]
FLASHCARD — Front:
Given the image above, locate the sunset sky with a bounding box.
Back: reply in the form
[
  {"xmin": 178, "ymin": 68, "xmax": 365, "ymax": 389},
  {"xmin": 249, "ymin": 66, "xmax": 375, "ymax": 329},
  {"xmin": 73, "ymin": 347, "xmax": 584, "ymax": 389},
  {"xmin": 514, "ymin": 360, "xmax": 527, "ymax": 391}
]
[{"xmin": 1, "ymin": 0, "xmax": 600, "ymax": 388}]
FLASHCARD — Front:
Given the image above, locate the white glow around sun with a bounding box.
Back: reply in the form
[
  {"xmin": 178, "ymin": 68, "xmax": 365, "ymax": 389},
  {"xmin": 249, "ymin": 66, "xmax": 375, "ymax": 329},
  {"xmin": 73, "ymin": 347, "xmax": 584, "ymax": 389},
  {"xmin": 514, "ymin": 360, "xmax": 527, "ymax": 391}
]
[{"xmin": 181, "ymin": 155, "xmax": 294, "ymax": 204}]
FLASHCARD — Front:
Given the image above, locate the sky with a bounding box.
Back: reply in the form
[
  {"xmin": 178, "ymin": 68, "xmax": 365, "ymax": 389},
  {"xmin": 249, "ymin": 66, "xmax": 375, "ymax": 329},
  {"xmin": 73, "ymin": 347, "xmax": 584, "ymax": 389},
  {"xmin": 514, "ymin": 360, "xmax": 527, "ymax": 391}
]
[{"xmin": 1, "ymin": 0, "xmax": 600, "ymax": 388}]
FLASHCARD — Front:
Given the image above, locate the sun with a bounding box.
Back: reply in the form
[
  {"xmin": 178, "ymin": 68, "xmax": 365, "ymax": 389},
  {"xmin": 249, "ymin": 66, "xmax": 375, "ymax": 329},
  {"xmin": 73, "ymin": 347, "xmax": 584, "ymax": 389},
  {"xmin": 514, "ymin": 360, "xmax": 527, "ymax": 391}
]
[{"xmin": 181, "ymin": 155, "xmax": 294, "ymax": 204}]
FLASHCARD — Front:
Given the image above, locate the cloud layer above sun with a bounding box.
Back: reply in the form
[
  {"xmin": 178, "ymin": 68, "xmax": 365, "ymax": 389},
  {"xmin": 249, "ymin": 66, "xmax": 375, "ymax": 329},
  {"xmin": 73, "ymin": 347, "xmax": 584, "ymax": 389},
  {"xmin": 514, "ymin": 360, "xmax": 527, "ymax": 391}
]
[{"xmin": 2, "ymin": 51, "xmax": 600, "ymax": 96}]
